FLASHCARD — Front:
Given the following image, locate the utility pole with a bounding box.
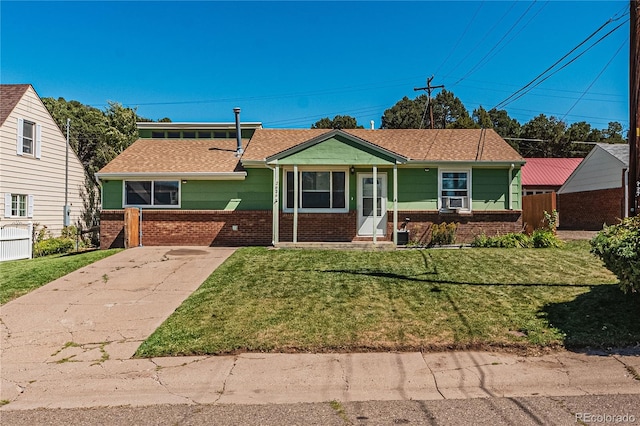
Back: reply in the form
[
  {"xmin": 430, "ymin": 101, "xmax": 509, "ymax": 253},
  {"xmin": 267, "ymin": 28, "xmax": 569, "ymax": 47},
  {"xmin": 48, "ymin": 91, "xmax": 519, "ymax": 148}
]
[
  {"xmin": 414, "ymin": 76, "xmax": 444, "ymax": 129},
  {"xmin": 629, "ymin": 0, "xmax": 639, "ymax": 217}
]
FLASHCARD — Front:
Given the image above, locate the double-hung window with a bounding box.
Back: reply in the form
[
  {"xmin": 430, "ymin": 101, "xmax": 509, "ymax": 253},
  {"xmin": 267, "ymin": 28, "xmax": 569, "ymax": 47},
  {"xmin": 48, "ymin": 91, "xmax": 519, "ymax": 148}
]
[
  {"xmin": 440, "ymin": 170, "xmax": 470, "ymax": 211},
  {"xmin": 285, "ymin": 170, "xmax": 347, "ymax": 212},
  {"xmin": 16, "ymin": 119, "xmax": 41, "ymax": 158},
  {"xmin": 4, "ymin": 193, "xmax": 33, "ymax": 218},
  {"xmin": 22, "ymin": 121, "xmax": 34, "ymax": 155},
  {"xmin": 124, "ymin": 181, "xmax": 180, "ymax": 207}
]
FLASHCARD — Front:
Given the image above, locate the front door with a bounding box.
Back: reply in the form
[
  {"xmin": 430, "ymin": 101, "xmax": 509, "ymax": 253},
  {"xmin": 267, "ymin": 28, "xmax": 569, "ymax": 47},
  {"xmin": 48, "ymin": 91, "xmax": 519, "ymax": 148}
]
[{"xmin": 357, "ymin": 173, "xmax": 387, "ymax": 236}]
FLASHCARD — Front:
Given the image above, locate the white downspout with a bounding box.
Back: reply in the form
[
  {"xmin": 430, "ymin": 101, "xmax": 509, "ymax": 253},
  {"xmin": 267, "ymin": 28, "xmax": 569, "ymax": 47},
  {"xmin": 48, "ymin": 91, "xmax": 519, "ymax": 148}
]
[
  {"xmin": 293, "ymin": 164, "xmax": 299, "ymax": 244},
  {"xmin": 266, "ymin": 163, "xmax": 279, "ymax": 245},
  {"xmin": 508, "ymin": 163, "xmax": 514, "ymax": 210},
  {"xmin": 373, "ymin": 165, "xmax": 377, "ymax": 244},
  {"xmin": 393, "ymin": 164, "xmax": 398, "ymax": 245}
]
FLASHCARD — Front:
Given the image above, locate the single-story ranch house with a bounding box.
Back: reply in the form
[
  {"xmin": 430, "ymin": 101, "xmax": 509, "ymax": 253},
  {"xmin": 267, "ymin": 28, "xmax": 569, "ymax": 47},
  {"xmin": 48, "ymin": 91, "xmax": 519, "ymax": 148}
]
[{"xmin": 97, "ymin": 116, "xmax": 525, "ymax": 248}]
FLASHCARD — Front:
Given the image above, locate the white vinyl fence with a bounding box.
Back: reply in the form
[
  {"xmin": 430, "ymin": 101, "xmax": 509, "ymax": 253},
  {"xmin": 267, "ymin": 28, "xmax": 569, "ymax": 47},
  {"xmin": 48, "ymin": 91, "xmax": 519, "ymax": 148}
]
[{"xmin": 0, "ymin": 222, "xmax": 33, "ymax": 262}]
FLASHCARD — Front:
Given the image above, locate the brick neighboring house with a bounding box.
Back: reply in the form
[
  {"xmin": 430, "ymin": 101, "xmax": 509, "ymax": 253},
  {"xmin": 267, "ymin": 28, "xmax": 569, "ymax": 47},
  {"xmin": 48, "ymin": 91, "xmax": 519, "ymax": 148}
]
[
  {"xmin": 96, "ymin": 120, "xmax": 525, "ymax": 248},
  {"xmin": 557, "ymin": 144, "xmax": 629, "ymax": 230},
  {"xmin": 521, "ymin": 158, "xmax": 582, "ymax": 196}
]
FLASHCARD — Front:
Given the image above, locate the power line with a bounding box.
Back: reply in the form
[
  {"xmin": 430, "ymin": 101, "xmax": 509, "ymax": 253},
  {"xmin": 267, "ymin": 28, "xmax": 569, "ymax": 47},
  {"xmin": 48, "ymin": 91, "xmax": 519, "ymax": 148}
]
[
  {"xmin": 561, "ymin": 39, "xmax": 626, "ymax": 121},
  {"xmin": 434, "ymin": 1, "xmax": 485, "ymax": 78},
  {"xmin": 493, "ymin": 13, "xmax": 629, "ymax": 110},
  {"xmin": 454, "ymin": 0, "xmax": 540, "ymax": 85},
  {"xmin": 443, "ymin": 1, "xmax": 518, "ymax": 80},
  {"xmin": 454, "ymin": 0, "xmax": 549, "ymax": 85}
]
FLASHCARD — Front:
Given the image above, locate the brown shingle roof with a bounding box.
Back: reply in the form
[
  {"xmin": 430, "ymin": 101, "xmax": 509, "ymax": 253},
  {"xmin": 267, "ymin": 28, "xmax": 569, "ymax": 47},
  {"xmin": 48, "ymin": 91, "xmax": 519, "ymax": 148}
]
[
  {"xmin": 0, "ymin": 84, "xmax": 30, "ymax": 126},
  {"xmin": 243, "ymin": 128, "xmax": 523, "ymax": 162},
  {"xmin": 100, "ymin": 128, "xmax": 523, "ymax": 175},
  {"xmin": 97, "ymin": 138, "xmax": 248, "ymax": 175}
]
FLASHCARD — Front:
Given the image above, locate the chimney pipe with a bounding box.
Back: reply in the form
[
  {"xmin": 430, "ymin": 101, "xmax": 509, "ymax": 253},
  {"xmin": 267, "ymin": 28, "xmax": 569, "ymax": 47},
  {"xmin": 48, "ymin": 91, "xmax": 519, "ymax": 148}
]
[
  {"xmin": 234, "ymin": 107, "xmax": 243, "ymax": 155},
  {"xmin": 370, "ymin": 120, "xmax": 374, "ymax": 130}
]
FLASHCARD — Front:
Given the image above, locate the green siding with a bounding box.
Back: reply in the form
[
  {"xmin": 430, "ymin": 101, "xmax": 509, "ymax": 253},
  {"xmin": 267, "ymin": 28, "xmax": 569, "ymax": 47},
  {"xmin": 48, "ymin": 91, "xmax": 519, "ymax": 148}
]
[
  {"xmin": 101, "ymin": 169, "xmax": 273, "ymax": 211},
  {"xmin": 472, "ymin": 168, "xmax": 510, "ymax": 211},
  {"xmin": 511, "ymin": 168, "xmax": 522, "ymax": 210},
  {"xmin": 278, "ymin": 136, "xmax": 395, "ymax": 165},
  {"xmin": 396, "ymin": 168, "xmax": 438, "ymax": 210},
  {"xmin": 182, "ymin": 169, "xmax": 271, "ymax": 210},
  {"xmin": 102, "ymin": 180, "xmax": 124, "ymax": 209},
  {"xmin": 101, "ymin": 166, "xmax": 521, "ymax": 212}
]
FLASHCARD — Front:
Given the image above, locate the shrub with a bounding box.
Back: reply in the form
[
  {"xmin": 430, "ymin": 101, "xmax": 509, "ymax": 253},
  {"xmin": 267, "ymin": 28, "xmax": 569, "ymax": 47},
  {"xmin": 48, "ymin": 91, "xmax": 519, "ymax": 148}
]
[
  {"xmin": 532, "ymin": 229, "xmax": 562, "ymax": 248},
  {"xmin": 34, "ymin": 237, "xmax": 74, "ymax": 258},
  {"xmin": 590, "ymin": 216, "xmax": 640, "ymax": 293},
  {"xmin": 472, "ymin": 232, "xmax": 532, "ymax": 248},
  {"xmin": 430, "ymin": 222, "xmax": 458, "ymax": 246}
]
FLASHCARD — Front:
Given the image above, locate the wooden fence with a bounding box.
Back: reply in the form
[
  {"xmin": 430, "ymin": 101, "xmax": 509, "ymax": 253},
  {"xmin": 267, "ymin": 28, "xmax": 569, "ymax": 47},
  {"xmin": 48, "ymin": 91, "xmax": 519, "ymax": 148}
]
[
  {"xmin": 0, "ymin": 222, "xmax": 33, "ymax": 262},
  {"xmin": 124, "ymin": 207, "xmax": 140, "ymax": 248},
  {"xmin": 522, "ymin": 192, "xmax": 556, "ymax": 234}
]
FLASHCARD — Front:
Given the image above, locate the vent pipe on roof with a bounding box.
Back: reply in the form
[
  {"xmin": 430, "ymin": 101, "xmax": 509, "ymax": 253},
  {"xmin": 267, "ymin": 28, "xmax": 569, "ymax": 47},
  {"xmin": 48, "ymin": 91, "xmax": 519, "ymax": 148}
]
[
  {"xmin": 234, "ymin": 107, "xmax": 243, "ymax": 156},
  {"xmin": 370, "ymin": 120, "xmax": 374, "ymax": 130}
]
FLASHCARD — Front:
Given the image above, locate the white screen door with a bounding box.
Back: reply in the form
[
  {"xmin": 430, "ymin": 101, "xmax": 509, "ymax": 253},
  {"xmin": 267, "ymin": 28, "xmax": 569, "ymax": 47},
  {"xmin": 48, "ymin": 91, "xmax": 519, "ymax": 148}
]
[{"xmin": 357, "ymin": 173, "xmax": 387, "ymax": 236}]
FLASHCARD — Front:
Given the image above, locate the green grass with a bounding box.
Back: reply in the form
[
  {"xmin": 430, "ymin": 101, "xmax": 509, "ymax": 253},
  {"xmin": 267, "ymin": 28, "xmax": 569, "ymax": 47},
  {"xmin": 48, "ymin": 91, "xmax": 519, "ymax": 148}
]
[
  {"xmin": 0, "ymin": 249, "xmax": 121, "ymax": 304},
  {"xmin": 136, "ymin": 241, "xmax": 640, "ymax": 357}
]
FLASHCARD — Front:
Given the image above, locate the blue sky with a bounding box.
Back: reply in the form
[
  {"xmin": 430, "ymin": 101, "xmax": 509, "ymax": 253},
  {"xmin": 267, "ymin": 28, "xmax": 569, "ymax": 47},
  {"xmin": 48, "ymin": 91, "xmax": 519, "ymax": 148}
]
[{"xmin": 0, "ymin": 1, "xmax": 630, "ymax": 130}]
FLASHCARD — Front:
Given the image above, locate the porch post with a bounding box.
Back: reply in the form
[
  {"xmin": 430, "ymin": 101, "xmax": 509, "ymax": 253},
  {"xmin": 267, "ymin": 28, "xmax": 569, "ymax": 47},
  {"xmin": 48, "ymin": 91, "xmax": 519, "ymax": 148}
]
[
  {"xmin": 373, "ymin": 165, "xmax": 377, "ymax": 244},
  {"xmin": 393, "ymin": 163, "xmax": 398, "ymax": 245},
  {"xmin": 293, "ymin": 164, "xmax": 299, "ymax": 244},
  {"xmin": 273, "ymin": 163, "xmax": 279, "ymax": 245}
]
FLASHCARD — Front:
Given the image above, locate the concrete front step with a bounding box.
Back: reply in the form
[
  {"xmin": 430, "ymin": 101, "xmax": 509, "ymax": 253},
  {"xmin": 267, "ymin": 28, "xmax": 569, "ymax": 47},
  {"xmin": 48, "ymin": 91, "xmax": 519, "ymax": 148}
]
[{"xmin": 274, "ymin": 241, "xmax": 396, "ymax": 251}]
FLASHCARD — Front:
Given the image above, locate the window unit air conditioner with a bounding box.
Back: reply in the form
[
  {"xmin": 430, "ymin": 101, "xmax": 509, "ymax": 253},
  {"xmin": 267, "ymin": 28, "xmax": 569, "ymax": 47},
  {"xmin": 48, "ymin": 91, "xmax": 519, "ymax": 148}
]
[{"xmin": 446, "ymin": 197, "xmax": 464, "ymax": 210}]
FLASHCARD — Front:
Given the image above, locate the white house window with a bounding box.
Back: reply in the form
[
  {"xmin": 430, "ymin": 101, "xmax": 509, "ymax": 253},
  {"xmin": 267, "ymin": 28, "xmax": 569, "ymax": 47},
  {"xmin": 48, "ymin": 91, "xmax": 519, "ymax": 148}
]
[
  {"xmin": 124, "ymin": 181, "xmax": 179, "ymax": 207},
  {"xmin": 440, "ymin": 171, "xmax": 470, "ymax": 211},
  {"xmin": 12, "ymin": 194, "xmax": 28, "ymax": 217},
  {"xmin": 285, "ymin": 170, "xmax": 347, "ymax": 211},
  {"xmin": 16, "ymin": 118, "xmax": 41, "ymax": 158},
  {"xmin": 4, "ymin": 193, "xmax": 33, "ymax": 218},
  {"xmin": 22, "ymin": 121, "xmax": 34, "ymax": 155}
]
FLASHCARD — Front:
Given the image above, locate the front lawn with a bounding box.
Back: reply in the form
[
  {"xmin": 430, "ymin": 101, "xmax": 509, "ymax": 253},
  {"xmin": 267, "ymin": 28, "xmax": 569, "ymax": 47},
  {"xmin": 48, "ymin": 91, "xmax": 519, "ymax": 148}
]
[
  {"xmin": 0, "ymin": 249, "xmax": 121, "ymax": 304},
  {"xmin": 136, "ymin": 241, "xmax": 640, "ymax": 357}
]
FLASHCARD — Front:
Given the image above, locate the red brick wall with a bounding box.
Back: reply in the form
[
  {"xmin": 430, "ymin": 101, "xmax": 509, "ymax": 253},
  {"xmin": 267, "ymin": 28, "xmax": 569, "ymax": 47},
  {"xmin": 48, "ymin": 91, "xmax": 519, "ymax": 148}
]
[
  {"xmin": 100, "ymin": 210, "xmax": 272, "ymax": 248},
  {"xmin": 392, "ymin": 210, "xmax": 523, "ymax": 244},
  {"xmin": 279, "ymin": 211, "xmax": 357, "ymax": 242},
  {"xmin": 100, "ymin": 209, "xmax": 522, "ymax": 248},
  {"xmin": 558, "ymin": 187, "xmax": 625, "ymax": 230}
]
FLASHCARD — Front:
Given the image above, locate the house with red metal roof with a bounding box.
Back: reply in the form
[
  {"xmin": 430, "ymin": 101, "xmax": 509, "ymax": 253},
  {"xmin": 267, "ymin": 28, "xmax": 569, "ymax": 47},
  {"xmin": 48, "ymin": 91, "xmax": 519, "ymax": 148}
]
[
  {"xmin": 521, "ymin": 158, "xmax": 582, "ymax": 196},
  {"xmin": 96, "ymin": 117, "xmax": 526, "ymax": 248}
]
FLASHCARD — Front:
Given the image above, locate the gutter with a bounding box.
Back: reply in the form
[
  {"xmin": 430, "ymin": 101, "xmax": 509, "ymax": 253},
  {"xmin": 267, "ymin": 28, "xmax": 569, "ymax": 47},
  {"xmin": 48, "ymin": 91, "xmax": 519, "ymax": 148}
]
[{"xmin": 95, "ymin": 172, "xmax": 247, "ymax": 182}]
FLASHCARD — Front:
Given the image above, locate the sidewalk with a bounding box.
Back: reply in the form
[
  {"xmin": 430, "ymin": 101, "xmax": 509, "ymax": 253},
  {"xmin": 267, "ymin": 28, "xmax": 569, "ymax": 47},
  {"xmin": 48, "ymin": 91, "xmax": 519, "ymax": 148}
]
[{"xmin": 1, "ymin": 246, "xmax": 639, "ymax": 412}]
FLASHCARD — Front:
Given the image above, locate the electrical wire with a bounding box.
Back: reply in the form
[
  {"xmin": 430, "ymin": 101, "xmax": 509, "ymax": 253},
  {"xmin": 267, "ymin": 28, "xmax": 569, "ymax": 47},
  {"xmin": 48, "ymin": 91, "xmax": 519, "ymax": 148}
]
[
  {"xmin": 454, "ymin": 0, "xmax": 540, "ymax": 85},
  {"xmin": 443, "ymin": 1, "xmax": 518, "ymax": 80},
  {"xmin": 493, "ymin": 12, "xmax": 629, "ymax": 110},
  {"xmin": 560, "ymin": 39, "xmax": 627, "ymax": 122},
  {"xmin": 495, "ymin": 18, "xmax": 628, "ymax": 110},
  {"xmin": 455, "ymin": 0, "xmax": 550, "ymax": 85},
  {"xmin": 433, "ymin": 1, "xmax": 485, "ymax": 78}
]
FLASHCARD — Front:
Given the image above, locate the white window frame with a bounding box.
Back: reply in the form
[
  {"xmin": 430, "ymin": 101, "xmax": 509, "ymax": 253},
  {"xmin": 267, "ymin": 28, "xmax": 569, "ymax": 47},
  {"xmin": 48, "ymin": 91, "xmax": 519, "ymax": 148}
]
[
  {"xmin": 438, "ymin": 169, "xmax": 472, "ymax": 212},
  {"xmin": 282, "ymin": 167, "xmax": 349, "ymax": 213},
  {"xmin": 122, "ymin": 180, "xmax": 181, "ymax": 208},
  {"xmin": 16, "ymin": 118, "xmax": 41, "ymax": 158},
  {"xmin": 4, "ymin": 193, "xmax": 34, "ymax": 218}
]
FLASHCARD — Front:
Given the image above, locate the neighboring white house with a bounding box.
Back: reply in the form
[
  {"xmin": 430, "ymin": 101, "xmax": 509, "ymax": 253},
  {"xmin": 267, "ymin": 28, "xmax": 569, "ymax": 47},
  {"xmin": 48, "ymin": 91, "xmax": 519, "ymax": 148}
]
[
  {"xmin": 0, "ymin": 84, "xmax": 86, "ymax": 235},
  {"xmin": 557, "ymin": 143, "xmax": 629, "ymax": 229}
]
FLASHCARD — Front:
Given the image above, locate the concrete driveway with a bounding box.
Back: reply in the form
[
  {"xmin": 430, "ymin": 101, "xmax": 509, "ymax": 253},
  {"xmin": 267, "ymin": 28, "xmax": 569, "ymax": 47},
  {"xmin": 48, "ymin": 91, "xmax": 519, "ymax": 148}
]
[{"xmin": 1, "ymin": 247, "xmax": 236, "ymax": 406}]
